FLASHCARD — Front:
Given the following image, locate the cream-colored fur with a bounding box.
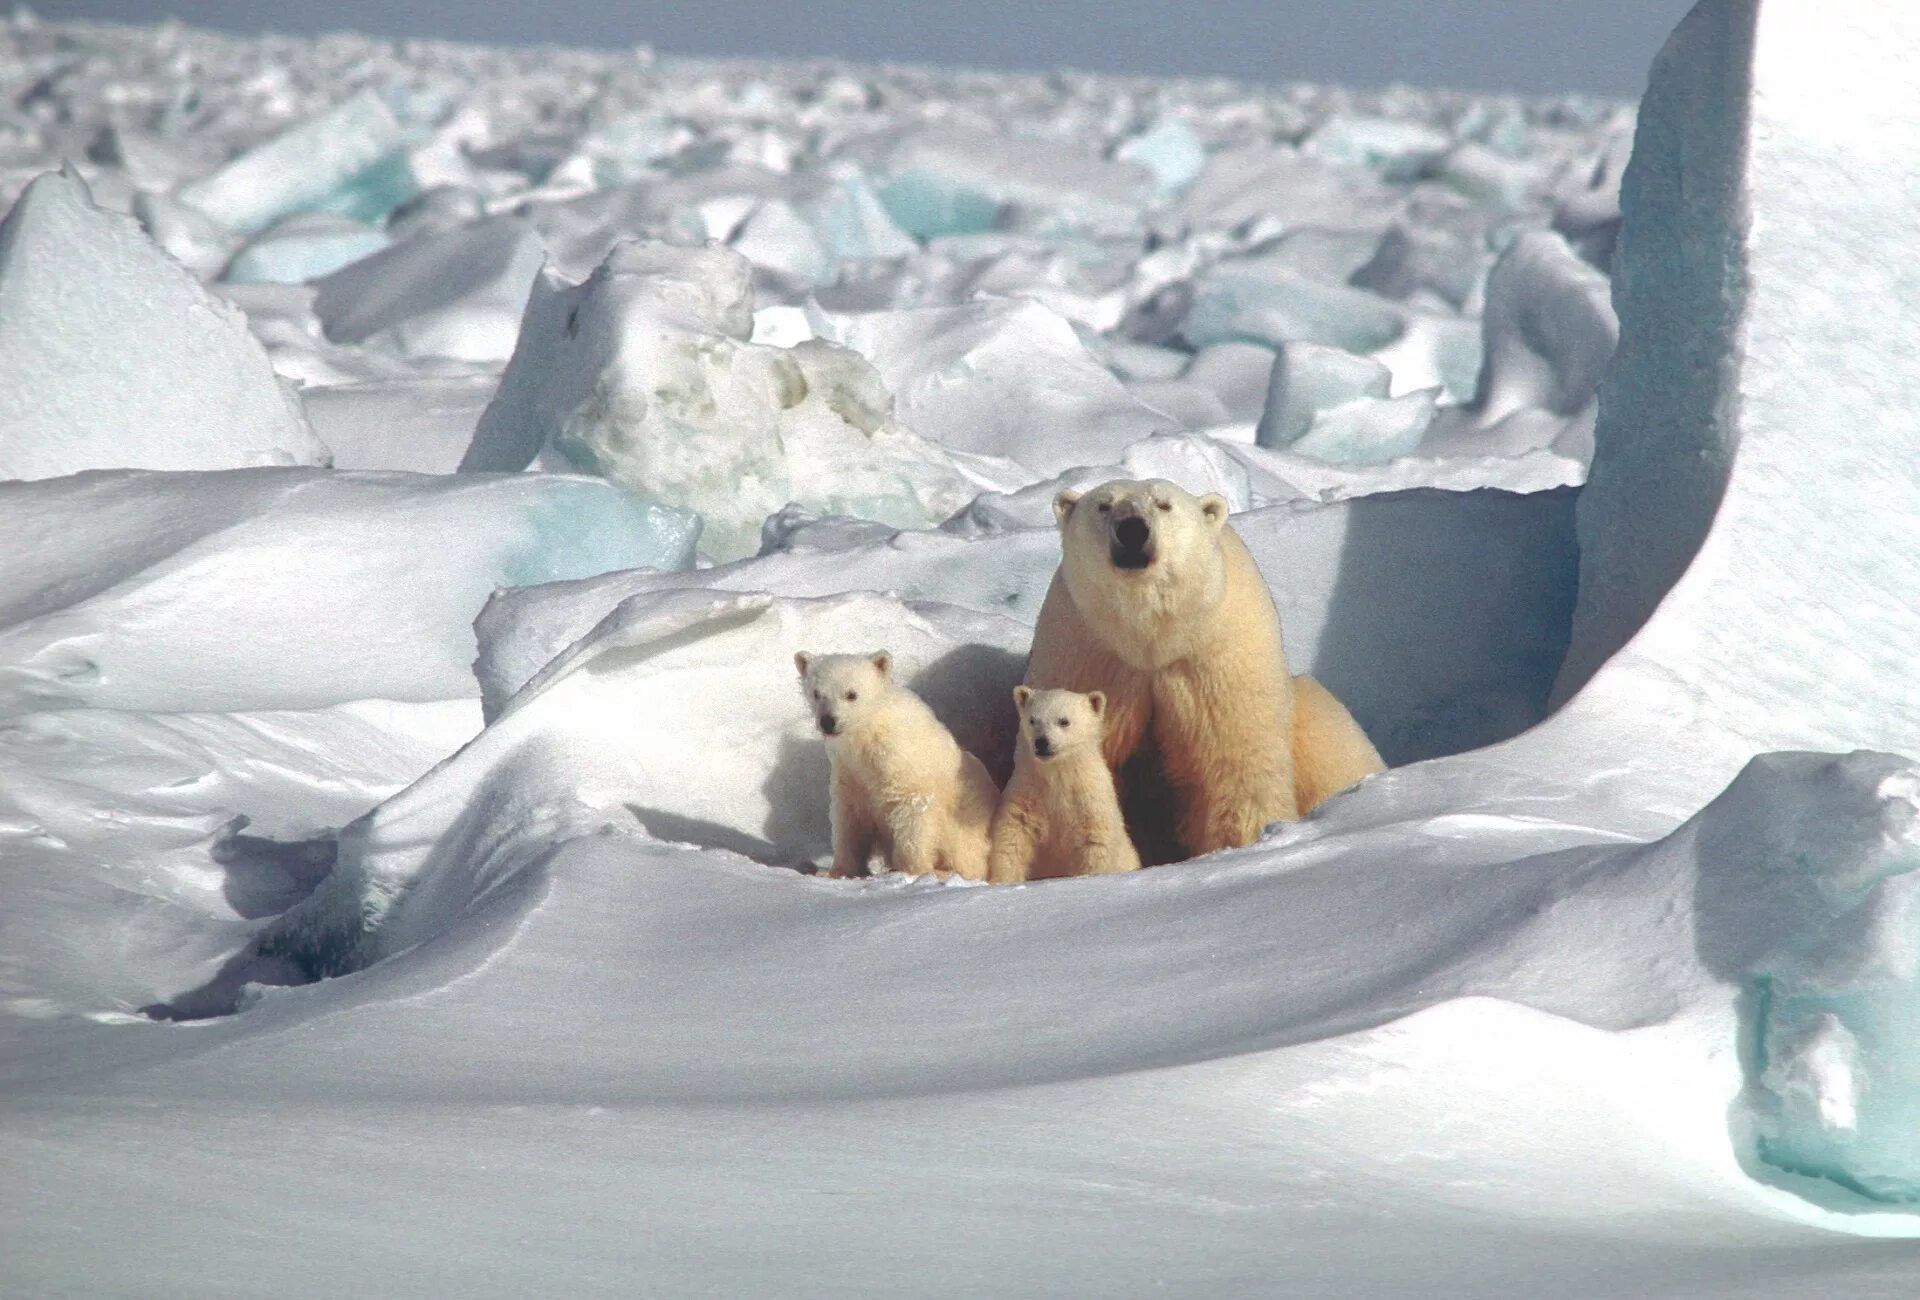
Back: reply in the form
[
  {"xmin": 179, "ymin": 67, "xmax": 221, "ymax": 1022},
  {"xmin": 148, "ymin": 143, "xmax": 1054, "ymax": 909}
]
[
  {"xmin": 795, "ymin": 650, "xmax": 998, "ymax": 881},
  {"xmin": 1024, "ymin": 479, "xmax": 1384, "ymax": 860},
  {"xmin": 988, "ymin": 686, "xmax": 1142, "ymax": 884}
]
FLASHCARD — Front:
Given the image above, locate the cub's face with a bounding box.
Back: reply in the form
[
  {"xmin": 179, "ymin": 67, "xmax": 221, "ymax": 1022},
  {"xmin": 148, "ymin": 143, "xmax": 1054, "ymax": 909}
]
[
  {"xmin": 1013, "ymin": 685, "xmax": 1106, "ymax": 761},
  {"xmin": 1053, "ymin": 478, "xmax": 1228, "ymax": 577},
  {"xmin": 794, "ymin": 651, "xmax": 892, "ymax": 738}
]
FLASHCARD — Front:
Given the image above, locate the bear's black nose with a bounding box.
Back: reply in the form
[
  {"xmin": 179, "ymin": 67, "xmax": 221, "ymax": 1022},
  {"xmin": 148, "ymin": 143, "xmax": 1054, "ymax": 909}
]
[
  {"xmin": 1033, "ymin": 736, "xmax": 1054, "ymax": 758},
  {"xmin": 1114, "ymin": 516, "xmax": 1149, "ymax": 551},
  {"xmin": 818, "ymin": 715, "xmax": 839, "ymax": 736}
]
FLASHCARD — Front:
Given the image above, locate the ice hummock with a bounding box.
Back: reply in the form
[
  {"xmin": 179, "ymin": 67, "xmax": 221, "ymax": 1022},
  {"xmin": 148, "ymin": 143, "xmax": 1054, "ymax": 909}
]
[
  {"xmin": 176, "ymin": 88, "xmax": 418, "ymax": 235},
  {"xmin": 468, "ymin": 239, "xmax": 980, "ymax": 560},
  {"xmin": 0, "ymin": 169, "xmax": 328, "ymax": 479},
  {"xmin": 0, "ymin": 468, "xmax": 698, "ymax": 715}
]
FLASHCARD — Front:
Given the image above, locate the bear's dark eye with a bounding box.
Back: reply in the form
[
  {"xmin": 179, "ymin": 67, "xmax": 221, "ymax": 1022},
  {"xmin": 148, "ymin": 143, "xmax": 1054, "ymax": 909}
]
[
  {"xmin": 1096, "ymin": 502, "xmax": 1111, "ymax": 513},
  {"xmin": 1155, "ymin": 500, "xmax": 1172, "ymax": 512},
  {"xmin": 1057, "ymin": 718, "xmax": 1070, "ymax": 727},
  {"xmin": 845, "ymin": 691, "xmax": 857, "ymax": 702}
]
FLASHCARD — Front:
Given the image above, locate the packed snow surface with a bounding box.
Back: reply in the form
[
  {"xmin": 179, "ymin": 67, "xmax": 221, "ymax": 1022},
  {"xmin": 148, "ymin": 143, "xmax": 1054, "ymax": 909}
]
[{"xmin": 5, "ymin": 3, "xmax": 1920, "ymax": 1296}]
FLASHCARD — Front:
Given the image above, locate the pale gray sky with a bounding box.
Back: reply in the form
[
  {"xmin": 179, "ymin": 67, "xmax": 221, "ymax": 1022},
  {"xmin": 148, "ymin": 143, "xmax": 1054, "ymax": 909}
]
[{"xmin": 39, "ymin": 1, "xmax": 1694, "ymax": 98}]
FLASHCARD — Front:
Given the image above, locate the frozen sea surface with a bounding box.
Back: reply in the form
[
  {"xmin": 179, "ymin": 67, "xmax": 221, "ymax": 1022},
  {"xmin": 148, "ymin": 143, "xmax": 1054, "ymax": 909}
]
[{"xmin": 4, "ymin": 3, "xmax": 1920, "ymax": 1296}]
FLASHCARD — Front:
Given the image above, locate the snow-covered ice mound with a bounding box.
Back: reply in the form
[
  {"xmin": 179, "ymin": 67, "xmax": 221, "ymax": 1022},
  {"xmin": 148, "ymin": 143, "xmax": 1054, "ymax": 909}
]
[
  {"xmin": 468, "ymin": 240, "xmax": 982, "ymax": 559},
  {"xmin": 0, "ymin": 467, "xmax": 697, "ymax": 714},
  {"xmin": 0, "ymin": 169, "xmax": 326, "ymax": 478},
  {"xmin": 8, "ymin": 2, "xmax": 1920, "ymax": 1294}
]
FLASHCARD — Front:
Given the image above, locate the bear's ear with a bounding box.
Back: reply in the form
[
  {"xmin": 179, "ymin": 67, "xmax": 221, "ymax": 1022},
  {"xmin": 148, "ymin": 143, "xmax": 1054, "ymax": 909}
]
[
  {"xmin": 1012, "ymin": 684, "xmax": 1033, "ymax": 710},
  {"xmin": 1198, "ymin": 493, "xmax": 1230, "ymax": 529},
  {"xmin": 1086, "ymin": 690, "xmax": 1106, "ymax": 717},
  {"xmin": 1052, "ymin": 488, "xmax": 1082, "ymax": 529},
  {"xmin": 870, "ymin": 650, "xmax": 892, "ymax": 677},
  {"xmin": 793, "ymin": 651, "xmax": 811, "ymax": 677}
]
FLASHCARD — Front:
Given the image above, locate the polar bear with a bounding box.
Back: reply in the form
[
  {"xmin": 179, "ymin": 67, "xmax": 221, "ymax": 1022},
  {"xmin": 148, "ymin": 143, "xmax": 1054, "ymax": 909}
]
[
  {"xmin": 988, "ymin": 686, "xmax": 1142, "ymax": 884},
  {"xmin": 1024, "ymin": 478, "xmax": 1383, "ymax": 861},
  {"xmin": 795, "ymin": 650, "xmax": 999, "ymax": 880}
]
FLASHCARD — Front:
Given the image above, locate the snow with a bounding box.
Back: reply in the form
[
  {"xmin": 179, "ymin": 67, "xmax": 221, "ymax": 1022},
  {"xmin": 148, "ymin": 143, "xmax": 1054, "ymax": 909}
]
[
  {"xmin": 7, "ymin": 5, "xmax": 1920, "ymax": 1295},
  {"xmin": 0, "ymin": 468, "xmax": 696, "ymax": 714},
  {"xmin": 0, "ymin": 169, "xmax": 326, "ymax": 479}
]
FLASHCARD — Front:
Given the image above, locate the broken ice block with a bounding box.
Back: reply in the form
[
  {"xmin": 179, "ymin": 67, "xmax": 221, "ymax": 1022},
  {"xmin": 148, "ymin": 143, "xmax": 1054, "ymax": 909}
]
[
  {"xmin": 223, "ymin": 212, "xmax": 390, "ymax": 284},
  {"xmin": 1258, "ymin": 341, "xmax": 1437, "ymax": 463},
  {"xmin": 1700, "ymin": 752, "xmax": 1920, "ymax": 1204},
  {"xmin": 0, "ymin": 467, "xmax": 698, "ymax": 715},
  {"xmin": 1257, "ymin": 343, "xmax": 1392, "ymax": 447},
  {"xmin": 469, "ymin": 240, "xmax": 977, "ymax": 560},
  {"xmin": 177, "ymin": 88, "xmax": 418, "ymax": 235},
  {"xmin": 0, "ymin": 169, "xmax": 326, "ymax": 479},
  {"xmin": 860, "ymin": 124, "xmax": 1151, "ymax": 239},
  {"xmin": 312, "ymin": 216, "xmax": 546, "ymax": 364},
  {"xmin": 811, "ymin": 296, "xmax": 1168, "ymax": 477},
  {"xmin": 1303, "ymin": 114, "xmax": 1452, "ymax": 182},
  {"xmin": 1472, "ymin": 230, "xmax": 1617, "ymax": 426},
  {"xmin": 1185, "ymin": 263, "xmax": 1407, "ymax": 354},
  {"xmin": 1115, "ymin": 118, "xmax": 1206, "ymax": 194}
]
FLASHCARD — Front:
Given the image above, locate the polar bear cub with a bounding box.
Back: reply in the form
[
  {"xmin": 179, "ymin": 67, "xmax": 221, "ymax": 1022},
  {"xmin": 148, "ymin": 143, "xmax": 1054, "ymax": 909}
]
[
  {"xmin": 988, "ymin": 686, "xmax": 1142, "ymax": 884},
  {"xmin": 795, "ymin": 650, "xmax": 998, "ymax": 881}
]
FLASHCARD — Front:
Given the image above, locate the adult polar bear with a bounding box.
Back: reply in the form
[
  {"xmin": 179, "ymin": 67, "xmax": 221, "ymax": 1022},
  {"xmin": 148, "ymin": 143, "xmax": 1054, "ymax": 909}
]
[{"xmin": 1025, "ymin": 478, "xmax": 1384, "ymax": 862}]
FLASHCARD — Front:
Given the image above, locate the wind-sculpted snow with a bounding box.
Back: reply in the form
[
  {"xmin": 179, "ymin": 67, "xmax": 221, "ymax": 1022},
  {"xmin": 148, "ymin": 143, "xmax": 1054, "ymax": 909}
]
[
  {"xmin": 254, "ymin": 591, "xmax": 1028, "ymax": 978},
  {"xmin": 0, "ymin": 468, "xmax": 696, "ymax": 714},
  {"xmin": 7, "ymin": 5, "xmax": 1920, "ymax": 1294}
]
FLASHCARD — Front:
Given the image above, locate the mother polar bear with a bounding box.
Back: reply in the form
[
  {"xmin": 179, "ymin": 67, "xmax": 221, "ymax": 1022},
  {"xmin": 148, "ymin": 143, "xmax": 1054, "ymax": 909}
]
[{"xmin": 1024, "ymin": 478, "xmax": 1384, "ymax": 863}]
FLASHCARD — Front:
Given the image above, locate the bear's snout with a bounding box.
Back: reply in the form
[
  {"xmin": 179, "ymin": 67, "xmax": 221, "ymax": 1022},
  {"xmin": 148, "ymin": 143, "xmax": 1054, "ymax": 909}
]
[
  {"xmin": 1110, "ymin": 509, "xmax": 1153, "ymax": 569},
  {"xmin": 1032, "ymin": 735, "xmax": 1055, "ymax": 758},
  {"xmin": 817, "ymin": 713, "xmax": 840, "ymax": 736}
]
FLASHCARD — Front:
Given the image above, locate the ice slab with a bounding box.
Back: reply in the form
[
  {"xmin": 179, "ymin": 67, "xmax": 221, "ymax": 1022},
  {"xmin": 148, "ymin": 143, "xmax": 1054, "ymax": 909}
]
[
  {"xmin": 1549, "ymin": 0, "xmax": 1920, "ymax": 808},
  {"xmin": 222, "ymin": 212, "xmax": 390, "ymax": 284},
  {"xmin": 468, "ymin": 240, "xmax": 978, "ymax": 560},
  {"xmin": 1473, "ymin": 230, "xmax": 1617, "ymax": 426},
  {"xmin": 811, "ymin": 297, "xmax": 1171, "ymax": 477},
  {"xmin": 1171, "ymin": 145, "xmax": 1403, "ymax": 235},
  {"xmin": 311, "ymin": 217, "xmax": 546, "ymax": 364},
  {"xmin": 1184, "ymin": 262, "xmax": 1408, "ymax": 354},
  {"xmin": 1304, "ymin": 114, "xmax": 1452, "ymax": 181},
  {"xmin": 0, "ymin": 468, "xmax": 697, "ymax": 715},
  {"xmin": 177, "ymin": 88, "xmax": 417, "ymax": 235},
  {"xmin": 855, "ymin": 124, "xmax": 1153, "ymax": 239},
  {"xmin": 301, "ymin": 374, "xmax": 500, "ymax": 474},
  {"xmin": 1115, "ymin": 117, "xmax": 1206, "ymax": 194},
  {"xmin": 0, "ymin": 169, "xmax": 327, "ymax": 479},
  {"xmin": 1350, "ymin": 221, "xmax": 1491, "ymax": 313},
  {"xmin": 1704, "ymin": 752, "xmax": 1920, "ymax": 1204}
]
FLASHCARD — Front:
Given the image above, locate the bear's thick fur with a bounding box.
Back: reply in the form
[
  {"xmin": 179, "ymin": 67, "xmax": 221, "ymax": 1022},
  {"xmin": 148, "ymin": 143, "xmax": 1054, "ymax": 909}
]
[
  {"xmin": 1024, "ymin": 478, "xmax": 1383, "ymax": 861},
  {"xmin": 988, "ymin": 686, "xmax": 1142, "ymax": 883},
  {"xmin": 795, "ymin": 650, "xmax": 998, "ymax": 880}
]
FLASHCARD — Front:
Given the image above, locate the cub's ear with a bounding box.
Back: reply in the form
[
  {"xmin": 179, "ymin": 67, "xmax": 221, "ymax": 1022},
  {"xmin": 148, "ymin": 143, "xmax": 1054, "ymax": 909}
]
[
  {"xmin": 1012, "ymin": 684, "xmax": 1033, "ymax": 709},
  {"xmin": 1198, "ymin": 494, "xmax": 1230, "ymax": 528},
  {"xmin": 793, "ymin": 651, "xmax": 811, "ymax": 676},
  {"xmin": 1086, "ymin": 690, "xmax": 1106, "ymax": 717},
  {"xmin": 1052, "ymin": 489, "xmax": 1082, "ymax": 529},
  {"xmin": 870, "ymin": 650, "xmax": 892, "ymax": 677}
]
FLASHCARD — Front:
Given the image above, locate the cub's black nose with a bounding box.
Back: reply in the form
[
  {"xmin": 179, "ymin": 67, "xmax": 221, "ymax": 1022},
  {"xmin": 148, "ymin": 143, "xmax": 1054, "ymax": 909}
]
[
  {"xmin": 1114, "ymin": 516, "xmax": 1149, "ymax": 550},
  {"xmin": 818, "ymin": 715, "xmax": 839, "ymax": 736},
  {"xmin": 1033, "ymin": 737, "xmax": 1054, "ymax": 758}
]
